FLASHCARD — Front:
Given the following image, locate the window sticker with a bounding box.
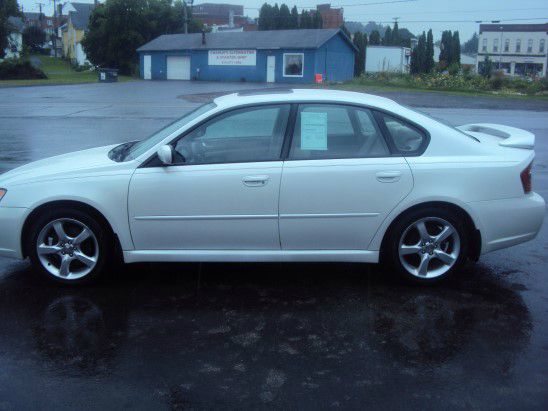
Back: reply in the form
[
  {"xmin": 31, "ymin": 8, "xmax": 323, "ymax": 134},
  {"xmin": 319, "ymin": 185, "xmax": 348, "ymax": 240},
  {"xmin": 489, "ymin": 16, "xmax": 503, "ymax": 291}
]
[{"xmin": 300, "ymin": 112, "xmax": 327, "ymax": 150}]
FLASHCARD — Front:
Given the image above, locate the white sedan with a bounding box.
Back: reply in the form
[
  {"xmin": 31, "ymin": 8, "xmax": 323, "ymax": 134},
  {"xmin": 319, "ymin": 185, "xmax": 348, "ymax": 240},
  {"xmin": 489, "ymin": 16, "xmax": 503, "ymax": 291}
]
[{"xmin": 0, "ymin": 89, "xmax": 544, "ymax": 284}]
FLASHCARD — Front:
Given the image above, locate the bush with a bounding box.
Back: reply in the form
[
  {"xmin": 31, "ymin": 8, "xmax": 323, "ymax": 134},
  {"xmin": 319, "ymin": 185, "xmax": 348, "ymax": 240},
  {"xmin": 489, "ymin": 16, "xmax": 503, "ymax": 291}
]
[
  {"xmin": 352, "ymin": 71, "xmax": 545, "ymax": 95},
  {"xmin": 0, "ymin": 59, "xmax": 47, "ymax": 80}
]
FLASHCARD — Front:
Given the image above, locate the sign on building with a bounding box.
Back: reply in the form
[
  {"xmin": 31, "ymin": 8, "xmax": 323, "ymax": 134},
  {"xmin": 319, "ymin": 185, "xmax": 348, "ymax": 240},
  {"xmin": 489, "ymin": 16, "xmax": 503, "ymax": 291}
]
[{"xmin": 208, "ymin": 50, "xmax": 257, "ymax": 66}]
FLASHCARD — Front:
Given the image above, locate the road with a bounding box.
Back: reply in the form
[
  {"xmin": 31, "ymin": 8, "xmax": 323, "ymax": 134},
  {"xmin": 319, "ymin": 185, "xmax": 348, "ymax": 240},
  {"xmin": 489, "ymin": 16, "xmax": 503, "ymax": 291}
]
[{"xmin": 0, "ymin": 81, "xmax": 547, "ymax": 409}]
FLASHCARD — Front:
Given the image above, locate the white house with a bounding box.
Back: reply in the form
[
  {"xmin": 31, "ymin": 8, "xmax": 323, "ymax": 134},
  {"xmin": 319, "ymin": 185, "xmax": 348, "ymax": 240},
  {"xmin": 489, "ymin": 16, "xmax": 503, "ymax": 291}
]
[
  {"xmin": 476, "ymin": 23, "xmax": 547, "ymax": 77},
  {"xmin": 2, "ymin": 16, "xmax": 24, "ymax": 59},
  {"xmin": 365, "ymin": 46, "xmax": 411, "ymax": 74}
]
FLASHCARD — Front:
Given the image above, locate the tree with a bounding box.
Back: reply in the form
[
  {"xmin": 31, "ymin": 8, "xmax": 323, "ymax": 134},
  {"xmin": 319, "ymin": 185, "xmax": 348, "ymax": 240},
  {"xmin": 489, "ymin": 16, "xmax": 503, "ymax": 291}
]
[
  {"xmin": 82, "ymin": 0, "xmax": 204, "ymax": 74},
  {"xmin": 463, "ymin": 32, "xmax": 478, "ymax": 54},
  {"xmin": 382, "ymin": 26, "xmax": 392, "ymax": 45},
  {"xmin": 425, "ymin": 29, "xmax": 435, "ymax": 73},
  {"xmin": 299, "ymin": 10, "xmax": 312, "ymax": 29},
  {"xmin": 272, "ymin": 3, "xmax": 280, "ymax": 29},
  {"xmin": 438, "ymin": 30, "xmax": 453, "ymax": 69},
  {"xmin": 410, "ymin": 31, "xmax": 426, "ymax": 74},
  {"xmin": 480, "ymin": 55, "xmax": 493, "ymax": 78},
  {"xmin": 353, "ymin": 31, "xmax": 367, "ymax": 76},
  {"xmin": 23, "ymin": 26, "xmax": 46, "ymax": 52},
  {"xmin": 278, "ymin": 4, "xmax": 291, "ymax": 29},
  {"xmin": 369, "ymin": 30, "xmax": 381, "ymax": 45},
  {"xmin": 312, "ymin": 10, "xmax": 322, "ymax": 29},
  {"xmin": 258, "ymin": 3, "xmax": 274, "ymax": 30},
  {"xmin": 339, "ymin": 24, "xmax": 351, "ymax": 38},
  {"xmin": 391, "ymin": 21, "xmax": 400, "ymax": 46},
  {"xmin": 0, "ymin": 0, "xmax": 21, "ymax": 58},
  {"xmin": 290, "ymin": 5, "xmax": 299, "ymax": 29},
  {"xmin": 452, "ymin": 31, "xmax": 461, "ymax": 65}
]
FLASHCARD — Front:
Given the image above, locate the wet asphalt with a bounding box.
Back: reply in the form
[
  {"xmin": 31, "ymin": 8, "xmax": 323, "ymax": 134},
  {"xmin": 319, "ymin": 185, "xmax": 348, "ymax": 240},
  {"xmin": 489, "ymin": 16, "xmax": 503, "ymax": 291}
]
[{"xmin": 0, "ymin": 82, "xmax": 547, "ymax": 410}]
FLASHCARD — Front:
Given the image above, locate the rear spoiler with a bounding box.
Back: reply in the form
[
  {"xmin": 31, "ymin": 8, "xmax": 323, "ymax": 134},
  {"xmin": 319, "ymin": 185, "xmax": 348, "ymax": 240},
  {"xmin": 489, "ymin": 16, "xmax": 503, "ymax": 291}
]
[{"xmin": 456, "ymin": 123, "xmax": 535, "ymax": 149}]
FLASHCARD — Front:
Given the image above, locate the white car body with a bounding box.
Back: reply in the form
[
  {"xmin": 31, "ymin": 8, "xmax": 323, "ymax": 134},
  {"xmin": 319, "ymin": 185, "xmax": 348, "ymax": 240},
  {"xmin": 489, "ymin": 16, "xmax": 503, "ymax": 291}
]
[{"xmin": 0, "ymin": 89, "xmax": 544, "ymax": 271}]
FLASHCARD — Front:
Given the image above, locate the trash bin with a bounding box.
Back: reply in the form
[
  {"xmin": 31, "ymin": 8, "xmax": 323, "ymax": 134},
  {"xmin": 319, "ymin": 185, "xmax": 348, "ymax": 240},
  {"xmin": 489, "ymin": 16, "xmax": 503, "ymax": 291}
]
[{"xmin": 97, "ymin": 68, "xmax": 118, "ymax": 83}]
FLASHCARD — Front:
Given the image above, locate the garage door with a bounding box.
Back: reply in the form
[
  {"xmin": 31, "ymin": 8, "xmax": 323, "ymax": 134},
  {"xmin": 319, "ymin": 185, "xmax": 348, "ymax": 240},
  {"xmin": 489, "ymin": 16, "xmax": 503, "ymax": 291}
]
[{"xmin": 167, "ymin": 56, "xmax": 191, "ymax": 80}]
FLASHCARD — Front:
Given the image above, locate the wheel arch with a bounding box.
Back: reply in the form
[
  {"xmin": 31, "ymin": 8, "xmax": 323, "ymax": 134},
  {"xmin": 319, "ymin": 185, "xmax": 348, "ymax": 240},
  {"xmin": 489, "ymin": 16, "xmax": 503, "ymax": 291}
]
[
  {"xmin": 378, "ymin": 201, "xmax": 482, "ymax": 262},
  {"xmin": 21, "ymin": 200, "xmax": 122, "ymax": 259}
]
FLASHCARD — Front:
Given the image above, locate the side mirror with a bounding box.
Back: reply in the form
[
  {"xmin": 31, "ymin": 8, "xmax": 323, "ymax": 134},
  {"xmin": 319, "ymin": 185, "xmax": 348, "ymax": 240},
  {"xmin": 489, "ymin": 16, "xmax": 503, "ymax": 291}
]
[{"xmin": 157, "ymin": 145, "xmax": 173, "ymax": 166}]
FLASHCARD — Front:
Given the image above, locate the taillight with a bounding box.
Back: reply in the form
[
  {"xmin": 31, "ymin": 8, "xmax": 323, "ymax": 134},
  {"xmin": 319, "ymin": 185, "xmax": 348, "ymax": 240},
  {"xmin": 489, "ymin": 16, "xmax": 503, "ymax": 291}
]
[{"xmin": 520, "ymin": 162, "xmax": 533, "ymax": 193}]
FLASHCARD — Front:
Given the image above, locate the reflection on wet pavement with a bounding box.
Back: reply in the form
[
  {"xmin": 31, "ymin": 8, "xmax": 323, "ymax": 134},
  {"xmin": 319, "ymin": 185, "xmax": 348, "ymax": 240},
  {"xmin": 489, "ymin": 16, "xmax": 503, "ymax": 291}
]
[{"xmin": 0, "ymin": 260, "xmax": 542, "ymax": 409}]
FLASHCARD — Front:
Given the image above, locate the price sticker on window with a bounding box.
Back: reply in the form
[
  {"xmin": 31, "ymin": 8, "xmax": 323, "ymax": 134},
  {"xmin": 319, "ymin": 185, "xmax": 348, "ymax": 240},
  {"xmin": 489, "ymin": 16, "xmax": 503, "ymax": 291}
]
[{"xmin": 301, "ymin": 112, "xmax": 327, "ymax": 151}]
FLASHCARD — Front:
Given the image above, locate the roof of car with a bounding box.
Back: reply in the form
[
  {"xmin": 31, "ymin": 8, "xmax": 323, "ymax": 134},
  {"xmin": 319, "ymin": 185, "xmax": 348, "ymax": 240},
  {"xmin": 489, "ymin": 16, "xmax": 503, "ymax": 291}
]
[{"xmin": 213, "ymin": 89, "xmax": 400, "ymax": 111}]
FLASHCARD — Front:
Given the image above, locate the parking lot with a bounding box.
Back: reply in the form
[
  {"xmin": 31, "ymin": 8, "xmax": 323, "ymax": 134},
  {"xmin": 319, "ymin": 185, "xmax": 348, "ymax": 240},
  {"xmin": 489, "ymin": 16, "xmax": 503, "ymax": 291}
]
[{"xmin": 0, "ymin": 81, "xmax": 547, "ymax": 409}]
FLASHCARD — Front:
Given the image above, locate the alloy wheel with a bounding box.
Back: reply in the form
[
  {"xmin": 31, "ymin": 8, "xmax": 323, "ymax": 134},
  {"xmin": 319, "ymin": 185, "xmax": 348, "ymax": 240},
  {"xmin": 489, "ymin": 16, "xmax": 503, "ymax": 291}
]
[
  {"xmin": 398, "ymin": 217, "xmax": 460, "ymax": 279},
  {"xmin": 36, "ymin": 218, "xmax": 99, "ymax": 280}
]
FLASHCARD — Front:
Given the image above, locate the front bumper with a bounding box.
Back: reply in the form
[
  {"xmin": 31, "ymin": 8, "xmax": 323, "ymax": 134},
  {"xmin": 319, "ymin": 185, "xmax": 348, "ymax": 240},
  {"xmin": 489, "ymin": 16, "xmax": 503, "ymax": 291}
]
[
  {"xmin": 0, "ymin": 206, "xmax": 28, "ymax": 259},
  {"xmin": 470, "ymin": 192, "xmax": 546, "ymax": 255}
]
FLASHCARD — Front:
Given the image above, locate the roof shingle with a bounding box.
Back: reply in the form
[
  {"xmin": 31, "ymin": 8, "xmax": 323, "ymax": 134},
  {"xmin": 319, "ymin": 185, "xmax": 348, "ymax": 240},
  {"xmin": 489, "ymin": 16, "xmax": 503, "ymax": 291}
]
[{"xmin": 137, "ymin": 29, "xmax": 353, "ymax": 52}]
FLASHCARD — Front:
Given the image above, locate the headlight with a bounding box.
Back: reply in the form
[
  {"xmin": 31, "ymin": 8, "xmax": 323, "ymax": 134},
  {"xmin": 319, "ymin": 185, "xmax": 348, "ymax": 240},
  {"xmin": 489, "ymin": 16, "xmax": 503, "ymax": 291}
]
[{"xmin": 0, "ymin": 189, "xmax": 6, "ymax": 202}]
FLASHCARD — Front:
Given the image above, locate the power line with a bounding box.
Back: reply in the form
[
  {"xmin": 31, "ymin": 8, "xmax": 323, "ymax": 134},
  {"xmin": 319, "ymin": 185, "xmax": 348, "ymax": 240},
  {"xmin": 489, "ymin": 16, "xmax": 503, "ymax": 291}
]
[
  {"xmin": 214, "ymin": 0, "xmax": 418, "ymax": 11},
  {"xmin": 350, "ymin": 17, "xmax": 548, "ymax": 24},
  {"xmin": 347, "ymin": 7, "xmax": 548, "ymax": 18}
]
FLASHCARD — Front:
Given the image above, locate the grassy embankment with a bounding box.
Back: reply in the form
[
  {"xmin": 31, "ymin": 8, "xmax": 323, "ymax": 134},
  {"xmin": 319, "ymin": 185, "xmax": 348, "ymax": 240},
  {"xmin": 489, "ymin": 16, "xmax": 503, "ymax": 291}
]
[{"xmin": 0, "ymin": 55, "xmax": 134, "ymax": 87}]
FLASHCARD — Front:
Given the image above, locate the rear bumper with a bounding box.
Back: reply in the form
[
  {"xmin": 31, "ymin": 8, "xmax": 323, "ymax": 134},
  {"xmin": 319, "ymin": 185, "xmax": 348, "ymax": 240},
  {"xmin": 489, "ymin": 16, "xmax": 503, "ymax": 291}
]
[
  {"xmin": 0, "ymin": 206, "xmax": 28, "ymax": 259},
  {"xmin": 470, "ymin": 192, "xmax": 546, "ymax": 254}
]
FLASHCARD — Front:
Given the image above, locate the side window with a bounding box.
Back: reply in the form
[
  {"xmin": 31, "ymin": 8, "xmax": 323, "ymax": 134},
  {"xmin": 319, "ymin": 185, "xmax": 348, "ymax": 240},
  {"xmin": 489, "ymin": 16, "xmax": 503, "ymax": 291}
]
[
  {"xmin": 288, "ymin": 104, "xmax": 389, "ymax": 160},
  {"xmin": 380, "ymin": 114, "xmax": 426, "ymax": 154},
  {"xmin": 174, "ymin": 104, "xmax": 289, "ymax": 165}
]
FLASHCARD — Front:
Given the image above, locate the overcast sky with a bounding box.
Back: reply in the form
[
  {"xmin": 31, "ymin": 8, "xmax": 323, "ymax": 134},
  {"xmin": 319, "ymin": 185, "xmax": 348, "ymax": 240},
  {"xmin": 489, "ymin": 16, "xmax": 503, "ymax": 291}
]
[{"xmin": 18, "ymin": 0, "xmax": 548, "ymax": 42}]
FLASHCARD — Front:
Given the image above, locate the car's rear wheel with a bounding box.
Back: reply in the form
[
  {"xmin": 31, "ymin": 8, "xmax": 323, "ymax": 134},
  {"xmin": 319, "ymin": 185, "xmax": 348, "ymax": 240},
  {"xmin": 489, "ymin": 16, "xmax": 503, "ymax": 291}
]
[
  {"xmin": 384, "ymin": 207, "xmax": 469, "ymax": 284},
  {"xmin": 28, "ymin": 208, "xmax": 110, "ymax": 284}
]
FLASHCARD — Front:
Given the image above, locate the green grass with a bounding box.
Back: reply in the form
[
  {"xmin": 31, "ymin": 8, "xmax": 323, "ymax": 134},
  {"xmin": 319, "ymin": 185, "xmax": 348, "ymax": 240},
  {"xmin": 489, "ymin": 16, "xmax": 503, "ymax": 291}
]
[{"xmin": 0, "ymin": 55, "xmax": 135, "ymax": 87}]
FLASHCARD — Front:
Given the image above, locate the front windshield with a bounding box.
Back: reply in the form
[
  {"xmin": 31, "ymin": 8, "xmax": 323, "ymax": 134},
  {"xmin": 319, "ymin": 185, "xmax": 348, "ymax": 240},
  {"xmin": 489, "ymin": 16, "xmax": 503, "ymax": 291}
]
[{"xmin": 109, "ymin": 102, "xmax": 217, "ymax": 162}]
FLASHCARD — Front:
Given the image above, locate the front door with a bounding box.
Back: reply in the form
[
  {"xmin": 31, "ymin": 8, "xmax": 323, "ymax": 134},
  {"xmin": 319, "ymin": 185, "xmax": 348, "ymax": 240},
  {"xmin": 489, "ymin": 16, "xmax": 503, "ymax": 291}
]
[
  {"xmin": 279, "ymin": 103, "xmax": 414, "ymax": 250},
  {"xmin": 128, "ymin": 104, "xmax": 291, "ymax": 250},
  {"xmin": 143, "ymin": 55, "xmax": 151, "ymax": 80},
  {"xmin": 267, "ymin": 55, "xmax": 275, "ymax": 83}
]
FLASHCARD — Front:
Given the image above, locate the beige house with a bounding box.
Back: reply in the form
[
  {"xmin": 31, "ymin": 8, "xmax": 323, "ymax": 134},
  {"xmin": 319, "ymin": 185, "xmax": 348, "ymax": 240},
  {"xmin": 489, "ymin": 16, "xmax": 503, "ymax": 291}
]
[
  {"xmin": 61, "ymin": 2, "xmax": 96, "ymax": 65},
  {"xmin": 476, "ymin": 23, "xmax": 547, "ymax": 77}
]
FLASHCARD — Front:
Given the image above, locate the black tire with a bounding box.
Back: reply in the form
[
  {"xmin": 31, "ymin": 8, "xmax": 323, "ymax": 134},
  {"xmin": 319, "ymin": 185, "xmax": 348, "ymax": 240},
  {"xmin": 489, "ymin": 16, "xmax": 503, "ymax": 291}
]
[
  {"xmin": 382, "ymin": 207, "xmax": 469, "ymax": 284},
  {"xmin": 27, "ymin": 207, "xmax": 112, "ymax": 285}
]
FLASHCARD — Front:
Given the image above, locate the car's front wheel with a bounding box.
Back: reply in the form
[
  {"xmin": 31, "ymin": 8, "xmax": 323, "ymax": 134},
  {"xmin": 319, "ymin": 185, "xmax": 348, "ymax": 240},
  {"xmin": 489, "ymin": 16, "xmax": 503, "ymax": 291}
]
[
  {"xmin": 28, "ymin": 208, "xmax": 110, "ymax": 284},
  {"xmin": 384, "ymin": 207, "xmax": 469, "ymax": 284}
]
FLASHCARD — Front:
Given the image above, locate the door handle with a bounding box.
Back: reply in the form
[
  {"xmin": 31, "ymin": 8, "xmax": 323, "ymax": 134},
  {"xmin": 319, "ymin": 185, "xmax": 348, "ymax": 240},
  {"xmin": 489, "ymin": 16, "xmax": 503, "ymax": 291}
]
[
  {"xmin": 243, "ymin": 175, "xmax": 269, "ymax": 187},
  {"xmin": 376, "ymin": 171, "xmax": 402, "ymax": 183}
]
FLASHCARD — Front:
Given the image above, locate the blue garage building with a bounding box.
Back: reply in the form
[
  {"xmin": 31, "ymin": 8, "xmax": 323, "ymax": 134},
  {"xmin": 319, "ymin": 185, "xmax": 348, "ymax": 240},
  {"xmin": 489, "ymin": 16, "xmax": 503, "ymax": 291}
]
[{"xmin": 137, "ymin": 28, "xmax": 356, "ymax": 83}]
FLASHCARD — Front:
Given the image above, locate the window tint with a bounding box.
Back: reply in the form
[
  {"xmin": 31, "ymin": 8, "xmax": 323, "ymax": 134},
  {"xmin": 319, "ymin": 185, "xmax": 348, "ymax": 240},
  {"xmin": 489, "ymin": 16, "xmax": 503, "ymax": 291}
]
[
  {"xmin": 174, "ymin": 105, "xmax": 289, "ymax": 165},
  {"xmin": 381, "ymin": 114, "xmax": 426, "ymax": 153},
  {"xmin": 288, "ymin": 104, "xmax": 389, "ymax": 160}
]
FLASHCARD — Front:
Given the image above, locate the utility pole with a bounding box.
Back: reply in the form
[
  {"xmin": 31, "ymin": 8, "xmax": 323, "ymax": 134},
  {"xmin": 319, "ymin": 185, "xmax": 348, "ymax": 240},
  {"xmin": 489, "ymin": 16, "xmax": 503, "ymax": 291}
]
[
  {"xmin": 183, "ymin": 0, "xmax": 195, "ymax": 34},
  {"xmin": 52, "ymin": 0, "xmax": 58, "ymax": 58}
]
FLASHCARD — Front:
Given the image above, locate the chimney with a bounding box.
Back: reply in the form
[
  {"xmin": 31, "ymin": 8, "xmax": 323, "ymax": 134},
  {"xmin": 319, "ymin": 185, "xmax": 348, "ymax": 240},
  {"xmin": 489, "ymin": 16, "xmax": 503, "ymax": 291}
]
[
  {"xmin": 202, "ymin": 30, "xmax": 206, "ymax": 45},
  {"xmin": 57, "ymin": 4, "xmax": 63, "ymax": 17}
]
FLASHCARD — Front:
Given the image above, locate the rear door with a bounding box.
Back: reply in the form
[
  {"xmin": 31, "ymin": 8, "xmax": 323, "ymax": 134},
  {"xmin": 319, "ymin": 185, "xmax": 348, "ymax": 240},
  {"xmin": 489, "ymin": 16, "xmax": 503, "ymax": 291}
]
[{"xmin": 279, "ymin": 103, "xmax": 414, "ymax": 250}]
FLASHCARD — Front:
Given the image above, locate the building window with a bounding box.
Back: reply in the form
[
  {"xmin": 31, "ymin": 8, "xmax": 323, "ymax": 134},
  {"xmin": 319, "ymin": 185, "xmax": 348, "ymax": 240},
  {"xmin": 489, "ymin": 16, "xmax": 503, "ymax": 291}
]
[
  {"xmin": 482, "ymin": 38, "xmax": 487, "ymax": 52},
  {"xmin": 283, "ymin": 53, "xmax": 304, "ymax": 77},
  {"xmin": 527, "ymin": 39, "xmax": 533, "ymax": 53},
  {"xmin": 540, "ymin": 39, "xmax": 545, "ymax": 53},
  {"xmin": 493, "ymin": 38, "xmax": 498, "ymax": 52},
  {"xmin": 504, "ymin": 39, "xmax": 509, "ymax": 52},
  {"xmin": 516, "ymin": 39, "xmax": 521, "ymax": 53}
]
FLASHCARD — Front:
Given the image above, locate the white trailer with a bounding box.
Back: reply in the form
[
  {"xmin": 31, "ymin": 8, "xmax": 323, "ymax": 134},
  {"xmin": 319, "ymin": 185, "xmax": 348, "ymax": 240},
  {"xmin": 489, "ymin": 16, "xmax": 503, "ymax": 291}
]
[{"xmin": 365, "ymin": 46, "xmax": 411, "ymax": 74}]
